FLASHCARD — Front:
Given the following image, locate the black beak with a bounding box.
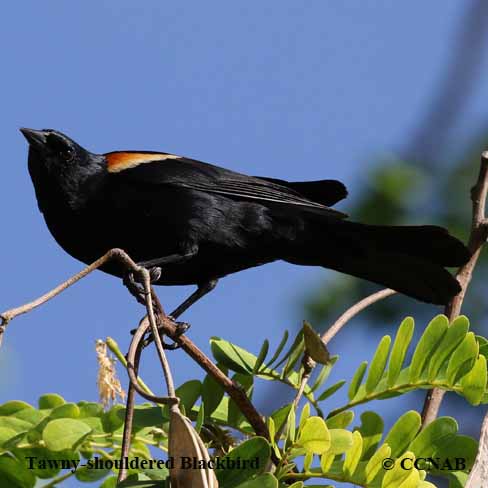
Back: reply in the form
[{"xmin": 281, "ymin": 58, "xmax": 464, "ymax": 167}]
[{"xmin": 20, "ymin": 128, "xmax": 48, "ymax": 147}]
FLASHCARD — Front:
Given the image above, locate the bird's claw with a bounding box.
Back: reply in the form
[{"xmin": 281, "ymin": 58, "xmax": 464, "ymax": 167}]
[{"xmin": 123, "ymin": 266, "xmax": 162, "ymax": 306}]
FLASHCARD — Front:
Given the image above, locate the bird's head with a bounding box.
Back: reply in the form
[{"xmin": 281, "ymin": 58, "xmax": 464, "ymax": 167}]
[{"xmin": 20, "ymin": 128, "xmax": 106, "ymax": 209}]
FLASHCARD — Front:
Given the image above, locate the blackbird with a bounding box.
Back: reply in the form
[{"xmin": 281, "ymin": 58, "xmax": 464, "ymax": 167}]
[{"xmin": 20, "ymin": 128, "xmax": 470, "ymax": 319}]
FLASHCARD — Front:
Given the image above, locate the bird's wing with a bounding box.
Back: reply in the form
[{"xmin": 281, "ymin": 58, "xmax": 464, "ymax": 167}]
[
  {"xmin": 255, "ymin": 177, "xmax": 348, "ymax": 207},
  {"xmin": 105, "ymin": 151, "xmax": 347, "ymax": 216}
]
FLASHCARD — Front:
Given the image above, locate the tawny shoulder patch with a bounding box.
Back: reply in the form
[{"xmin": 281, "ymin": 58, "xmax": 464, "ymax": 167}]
[{"xmin": 105, "ymin": 151, "xmax": 181, "ymax": 173}]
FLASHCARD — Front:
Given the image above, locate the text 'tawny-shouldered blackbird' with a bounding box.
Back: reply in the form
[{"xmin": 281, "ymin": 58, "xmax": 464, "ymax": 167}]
[{"xmin": 20, "ymin": 128, "xmax": 470, "ymax": 318}]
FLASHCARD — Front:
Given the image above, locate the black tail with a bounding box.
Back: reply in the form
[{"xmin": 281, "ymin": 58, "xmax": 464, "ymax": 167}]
[{"xmin": 285, "ymin": 218, "xmax": 471, "ymax": 305}]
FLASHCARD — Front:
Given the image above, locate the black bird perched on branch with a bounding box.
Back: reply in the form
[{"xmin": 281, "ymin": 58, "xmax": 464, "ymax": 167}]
[{"xmin": 21, "ymin": 128, "xmax": 470, "ymax": 319}]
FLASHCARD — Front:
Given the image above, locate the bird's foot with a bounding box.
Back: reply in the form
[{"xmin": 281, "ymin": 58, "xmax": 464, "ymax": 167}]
[
  {"xmin": 123, "ymin": 266, "xmax": 162, "ymax": 306},
  {"xmin": 159, "ymin": 318, "xmax": 191, "ymax": 350}
]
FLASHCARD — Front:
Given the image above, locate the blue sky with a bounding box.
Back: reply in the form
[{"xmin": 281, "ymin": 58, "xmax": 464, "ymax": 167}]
[{"xmin": 2, "ymin": 2, "xmax": 488, "ymax": 487}]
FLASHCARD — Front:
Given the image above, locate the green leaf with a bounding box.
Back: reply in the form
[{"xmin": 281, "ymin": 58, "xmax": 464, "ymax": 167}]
[
  {"xmin": 408, "ymin": 417, "xmax": 458, "ymax": 458},
  {"xmin": 100, "ymin": 476, "xmax": 118, "ymax": 488},
  {"xmin": 266, "ymin": 330, "xmax": 289, "ymax": 368},
  {"xmin": 388, "ymin": 317, "xmax": 414, "ymax": 386},
  {"xmin": 349, "ymin": 361, "xmax": 368, "ymax": 400},
  {"xmin": 382, "ymin": 451, "xmax": 417, "ymax": 488},
  {"xmin": 175, "ymin": 380, "xmax": 201, "ymax": 412},
  {"xmin": 383, "ymin": 411, "xmax": 421, "ymax": 458},
  {"xmin": 365, "ymin": 443, "xmax": 391, "ymax": 484},
  {"xmin": 303, "ymin": 451, "xmax": 313, "ymax": 471},
  {"xmin": 202, "ymin": 366, "xmax": 226, "ymax": 417},
  {"xmin": 211, "ymin": 337, "xmax": 256, "ymax": 374},
  {"xmin": 366, "ymin": 336, "xmax": 391, "ymax": 393},
  {"xmin": 38, "ymin": 393, "xmax": 65, "ymax": 409},
  {"xmin": 78, "ymin": 402, "xmax": 103, "ymax": 418},
  {"xmin": 254, "ymin": 339, "xmax": 270, "ymax": 373},
  {"xmin": 50, "ymin": 403, "xmax": 80, "ymax": 419},
  {"xmin": 274, "ymin": 329, "xmax": 304, "ymax": 369},
  {"xmin": 428, "ymin": 316, "xmax": 469, "ymax": 381},
  {"xmin": 317, "ymin": 380, "xmax": 346, "ymax": 402},
  {"xmin": 432, "ymin": 434, "xmax": 478, "ymax": 471},
  {"xmin": 0, "ymin": 401, "xmax": 33, "ymax": 416},
  {"xmin": 310, "ymin": 356, "xmax": 338, "ymax": 392},
  {"xmin": 132, "ymin": 406, "xmax": 165, "ymax": 430},
  {"xmin": 320, "ymin": 451, "xmax": 335, "ymax": 472},
  {"xmin": 12, "ymin": 447, "xmax": 79, "ymax": 479},
  {"xmin": 325, "ymin": 410, "xmax": 354, "ymax": 429},
  {"xmin": 461, "ymin": 354, "xmax": 487, "ymax": 405},
  {"xmin": 270, "ymin": 404, "xmax": 292, "ymax": 435},
  {"xmin": 282, "ymin": 335, "xmax": 305, "ymax": 378},
  {"xmin": 343, "ymin": 430, "xmax": 363, "ymax": 477},
  {"xmin": 233, "ymin": 473, "xmax": 278, "ymax": 488},
  {"xmin": 195, "ymin": 402, "xmax": 204, "ymax": 433},
  {"xmin": 303, "ymin": 322, "xmax": 330, "ymax": 364},
  {"xmin": 286, "ymin": 405, "xmax": 296, "ymax": 445},
  {"xmin": 328, "ymin": 428, "xmax": 353, "ymax": 454},
  {"xmin": 297, "ymin": 416, "xmax": 331, "ymax": 454},
  {"xmin": 0, "ymin": 454, "xmax": 36, "ymax": 488},
  {"xmin": 43, "ymin": 418, "xmax": 91, "ymax": 451},
  {"xmin": 102, "ymin": 404, "xmax": 125, "ymax": 432},
  {"xmin": 448, "ymin": 471, "xmax": 469, "ymax": 488},
  {"xmin": 446, "ymin": 332, "xmax": 478, "ymax": 385},
  {"xmin": 409, "ymin": 315, "xmax": 448, "ymax": 383},
  {"xmin": 298, "ymin": 403, "xmax": 311, "ymax": 432},
  {"xmin": 75, "ymin": 466, "xmax": 111, "ymax": 482},
  {"xmin": 228, "ymin": 374, "xmax": 253, "ymax": 427},
  {"xmin": 216, "ymin": 437, "xmax": 270, "ymax": 488},
  {"xmin": 356, "ymin": 411, "xmax": 384, "ymax": 460}
]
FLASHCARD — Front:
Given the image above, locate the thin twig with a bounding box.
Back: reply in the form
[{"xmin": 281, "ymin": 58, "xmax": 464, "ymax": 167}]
[
  {"xmin": 321, "ymin": 288, "xmax": 397, "ymax": 345},
  {"xmin": 421, "ymin": 151, "xmax": 488, "ymax": 426},
  {"xmin": 118, "ymin": 271, "xmax": 180, "ymax": 484}
]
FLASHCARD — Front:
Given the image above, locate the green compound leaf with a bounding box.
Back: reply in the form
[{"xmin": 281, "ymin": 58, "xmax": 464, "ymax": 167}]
[
  {"xmin": 388, "ymin": 317, "xmax": 414, "ymax": 387},
  {"xmin": 409, "ymin": 315, "xmax": 448, "ymax": 383},
  {"xmin": 210, "ymin": 337, "xmax": 256, "ymax": 374},
  {"xmin": 365, "ymin": 335, "xmax": 391, "ymax": 393},
  {"xmin": 43, "ymin": 418, "xmax": 91, "ymax": 451}
]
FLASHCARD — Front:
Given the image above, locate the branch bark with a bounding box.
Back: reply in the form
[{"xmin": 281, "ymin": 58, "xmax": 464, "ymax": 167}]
[{"xmin": 421, "ymin": 151, "xmax": 488, "ymax": 426}]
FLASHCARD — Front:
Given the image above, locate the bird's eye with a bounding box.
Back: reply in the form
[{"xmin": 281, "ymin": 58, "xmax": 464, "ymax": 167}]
[{"xmin": 61, "ymin": 147, "xmax": 75, "ymax": 162}]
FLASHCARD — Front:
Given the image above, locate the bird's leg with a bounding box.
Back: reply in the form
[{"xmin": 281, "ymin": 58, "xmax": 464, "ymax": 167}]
[
  {"xmin": 137, "ymin": 280, "xmax": 219, "ymax": 350},
  {"xmin": 159, "ymin": 279, "xmax": 219, "ymax": 349},
  {"xmin": 170, "ymin": 279, "xmax": 219, "ymax": 319}
]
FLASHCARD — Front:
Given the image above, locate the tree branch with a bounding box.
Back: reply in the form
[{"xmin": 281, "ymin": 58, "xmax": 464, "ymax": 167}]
[
  {"xmin": 421, "ymin": 151, "xmax": 488, "ymax": 426},
  {"xmin": 0, "ymin": 248, "xmax": 268, "ymax": 440}
]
